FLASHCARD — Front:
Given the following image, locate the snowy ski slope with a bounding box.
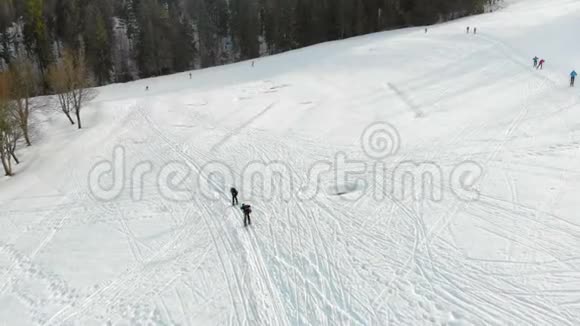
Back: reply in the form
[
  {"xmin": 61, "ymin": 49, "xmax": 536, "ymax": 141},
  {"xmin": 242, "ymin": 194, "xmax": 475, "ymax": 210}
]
[{"xmin": 2, "ymin": 0, "xmax": 580, "ymax": 324}]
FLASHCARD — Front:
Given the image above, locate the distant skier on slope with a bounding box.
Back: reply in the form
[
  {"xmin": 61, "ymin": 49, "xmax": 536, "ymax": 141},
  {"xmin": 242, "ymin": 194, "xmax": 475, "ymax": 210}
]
[
  {"xmin": 466, "ymin": 26, "xmax": 470, "ymax": 34},
  {"xmin": 473, "ymin": 27, "xmax": 477, "ymax": 34},
  {"xmin": 532, "ymin": 56, "xmax": 539, "ymax": 68},
  {"xmin": 537, "ymin": 59, "xmax": 545, "ymax": 70},
  {"xmin": 571, "ymin": 70, "xmax": 577, "ymax": 87},
  {"xmin": 230, "ymin": 187, "xmax": 239, "ymax": 206},
  {"xmin": 241, "ymin": 203, "xmax": 252, "ymax": 227}
]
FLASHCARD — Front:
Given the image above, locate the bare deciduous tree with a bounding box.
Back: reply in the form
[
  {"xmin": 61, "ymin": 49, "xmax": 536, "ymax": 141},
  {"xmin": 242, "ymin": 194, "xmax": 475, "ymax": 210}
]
[
  {"xmin": 0, "ymin": 119, "xmax": 22, "ymax": 176},
  {"xmin": 0, "ymin": 72, "xmax": 21, "ymax": 176},
  {"xmin": 48, "ymin": 57, "xmax": 75, "ymax": 125},
  {"xmin": 8, "ymin": 57, "xmax": 40, "ymax": 146},
  {"xmin": 48, "ymin": 49, "xmax": 96, "ymax": 129}
]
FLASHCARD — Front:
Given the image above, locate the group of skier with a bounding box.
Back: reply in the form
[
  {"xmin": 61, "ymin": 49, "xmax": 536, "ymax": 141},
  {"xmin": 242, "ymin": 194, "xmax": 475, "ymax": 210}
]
[
  {"xmin": 461, "ymin": 28, "xmax": 573, "ymax": 88},
  {"xmin": 532, "ymin": 56, "xmax": 545, "ymax": 70},
  {"xmin": 230, "ymin": 187, "xmax": 252, "ymax": 227},
  {"xmin": 532, "ymin": 56, "xmax": 577, "ymax": 87}
]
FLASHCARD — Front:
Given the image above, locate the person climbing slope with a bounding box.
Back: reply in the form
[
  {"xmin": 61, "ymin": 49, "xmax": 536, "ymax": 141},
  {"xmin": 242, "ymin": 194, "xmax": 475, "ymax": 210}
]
[
  {"xmin": 241, "ymin": 203, "xmax": 252, "ymax": 227},
  {"xmin": 537, "ymin": 59, "xmax": 545, "ymax": 70},
  {"xmin": 532, "ymin": 56, "xmax": 539, "ymax": 68},
  {"xmin": 230, "ymin": 187, "xmax": 239, "ymax": 206},
  {"xmin": 571, "ymin": 70, "xmax": 577, "ymax": 87}
]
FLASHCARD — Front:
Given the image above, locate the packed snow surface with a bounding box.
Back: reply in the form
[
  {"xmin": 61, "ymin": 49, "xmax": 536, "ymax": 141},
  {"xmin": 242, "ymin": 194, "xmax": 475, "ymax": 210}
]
[{"xmin": 2, "ymin": 0, "xmax": 580, "ymax": 324}]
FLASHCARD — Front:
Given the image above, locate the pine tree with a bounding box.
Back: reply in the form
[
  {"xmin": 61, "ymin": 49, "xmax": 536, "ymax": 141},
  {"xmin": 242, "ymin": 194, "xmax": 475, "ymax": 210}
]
[
  {"xmin": 83, "ymin": 2, "xmax": 113, "ymax": 85},
  {"xmin": 0, "ymin": 0, "xmax": 15, "ymax": 66},
  {"xmin": 23, "ymin": 0, "xmax": 52, "ymax": 73}
]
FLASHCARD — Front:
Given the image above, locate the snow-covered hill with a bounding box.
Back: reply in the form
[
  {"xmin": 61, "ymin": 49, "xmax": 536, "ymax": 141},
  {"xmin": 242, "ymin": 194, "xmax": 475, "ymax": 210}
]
[{"xmin": 2, "ymin": 0, "xmax": 580, "ymax": 324}]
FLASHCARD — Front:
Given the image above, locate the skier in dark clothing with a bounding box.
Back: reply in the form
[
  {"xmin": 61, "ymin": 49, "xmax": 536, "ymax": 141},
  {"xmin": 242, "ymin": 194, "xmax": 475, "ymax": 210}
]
[
  {"xmin": 241, "ymin": 204, "xmax": 252, "ymax": 227},
  {"xmin": 532, "ymin": 56, "xmax": 539, "ymax": 68},
  {"xmin": 230, "ymin": 187, "xmax": 239, "ymax": 206},
  {"xmin": 571, "ymin": 70, "xmax": 577, "ymax": 87}
]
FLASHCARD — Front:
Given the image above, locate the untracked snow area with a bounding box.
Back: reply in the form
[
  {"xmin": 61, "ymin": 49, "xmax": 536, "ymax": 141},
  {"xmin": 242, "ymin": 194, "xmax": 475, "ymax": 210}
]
[{"xmin": 2, "ymin": 0, "xmax": 580, "ymax": 325}]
